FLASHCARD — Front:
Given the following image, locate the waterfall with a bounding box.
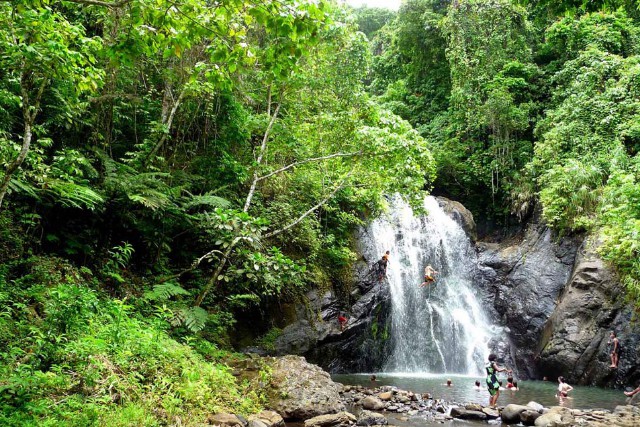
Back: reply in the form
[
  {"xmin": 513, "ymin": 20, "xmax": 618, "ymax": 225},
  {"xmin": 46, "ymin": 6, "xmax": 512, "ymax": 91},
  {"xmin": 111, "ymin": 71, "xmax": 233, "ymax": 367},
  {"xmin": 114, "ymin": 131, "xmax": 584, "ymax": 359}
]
[{"xmin": 364, "ymin": 196, "xmax": 497, "ymax": 376}]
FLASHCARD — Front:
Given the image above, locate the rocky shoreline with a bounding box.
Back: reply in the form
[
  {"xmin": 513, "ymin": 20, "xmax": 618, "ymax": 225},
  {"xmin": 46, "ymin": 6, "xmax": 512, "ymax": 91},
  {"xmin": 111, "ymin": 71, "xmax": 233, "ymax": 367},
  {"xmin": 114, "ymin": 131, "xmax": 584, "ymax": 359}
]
[{"xmin": 218, "ymin": 355, "xmax": 639, "ymax": 427}]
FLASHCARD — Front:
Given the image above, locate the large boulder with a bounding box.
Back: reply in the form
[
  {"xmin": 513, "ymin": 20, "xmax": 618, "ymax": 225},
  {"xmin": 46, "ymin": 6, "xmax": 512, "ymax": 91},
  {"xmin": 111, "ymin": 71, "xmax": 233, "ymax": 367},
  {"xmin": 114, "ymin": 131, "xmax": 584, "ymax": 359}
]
[
  {"xmin": 520, "ymin": 410, "xmax": 542, "ymax": 426},
  {"xmin": 450, "ymin": 407, "xmax": 487, "ymax": 421},
  {"xmin": 356, "ymin": 410, "xmax": 388, "ymax": 426},
  {"xmin": 304, "ymin": 412, "xmax": 357, "ymax": 427},
  {"xmin": 436, "ymin": 197, "xmax": 477, "ymax": 241},
  {"xmin": 534, "ymin": 407, "xmax": 574, "ymax": 427},
  {"xmin": 537, "ymin": 244, "xmax": 640, "ymax": 387},
  {"xmin": 501, "ymin": 404, "xmax": 532, "ymax": 424},
  {"xmin": 265, "ymin": 356, "xmax": 345, "ymax": 420},
  {"xmin": 360, "ymin": 396, "xmax": 385, "ymax": 410},
  {"xmin": 476, "ymin": 219, "xmax": 582, "ymax": 378}
]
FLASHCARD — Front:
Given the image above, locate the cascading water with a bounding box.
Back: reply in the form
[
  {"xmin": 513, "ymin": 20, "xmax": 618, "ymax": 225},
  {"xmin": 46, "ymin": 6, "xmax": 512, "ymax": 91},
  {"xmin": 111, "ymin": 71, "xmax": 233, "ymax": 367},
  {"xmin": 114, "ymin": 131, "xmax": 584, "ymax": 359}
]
[{"xmin": 365, "ymin": 196, "xmax": 497, "ymax": 376}]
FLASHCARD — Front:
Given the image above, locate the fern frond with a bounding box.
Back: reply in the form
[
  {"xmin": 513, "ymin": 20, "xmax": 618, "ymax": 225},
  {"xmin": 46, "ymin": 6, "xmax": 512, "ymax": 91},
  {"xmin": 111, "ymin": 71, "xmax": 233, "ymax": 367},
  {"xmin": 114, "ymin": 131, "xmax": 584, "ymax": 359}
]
[
  {"xmin": 183, "ymin": 192, "xmax": 231, "ymax": 210},
  {"xmin": 144, "ymin": 282, "xmax": 191, "ymax": 301},
  {"xmin": 175, "ymin": 306, "xmax": 208, "ymax": 332}
]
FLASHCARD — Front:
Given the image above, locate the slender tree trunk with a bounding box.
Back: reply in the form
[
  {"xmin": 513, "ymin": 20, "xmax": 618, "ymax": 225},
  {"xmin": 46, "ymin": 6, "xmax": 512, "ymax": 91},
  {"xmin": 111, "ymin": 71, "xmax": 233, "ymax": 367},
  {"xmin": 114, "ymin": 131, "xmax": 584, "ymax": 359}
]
[{"xmin": 0, "ymin": 74, "xmax": 46, "ymax": 211}]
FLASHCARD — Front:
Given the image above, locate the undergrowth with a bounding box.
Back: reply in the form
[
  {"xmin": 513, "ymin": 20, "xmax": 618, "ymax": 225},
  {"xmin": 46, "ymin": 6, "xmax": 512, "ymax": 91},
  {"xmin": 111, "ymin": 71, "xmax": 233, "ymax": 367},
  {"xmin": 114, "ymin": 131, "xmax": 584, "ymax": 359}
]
[{"xmin": 0, "ymin": 256, "xmax": 265, "ymax": 427}]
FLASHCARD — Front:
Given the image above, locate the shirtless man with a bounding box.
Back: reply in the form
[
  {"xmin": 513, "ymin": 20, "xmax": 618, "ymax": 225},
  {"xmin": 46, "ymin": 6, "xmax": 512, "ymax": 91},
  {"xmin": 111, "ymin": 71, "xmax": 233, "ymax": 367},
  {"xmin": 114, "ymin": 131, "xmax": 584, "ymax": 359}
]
[
  {"xmin": 609, "ymin": 331, "xmax": 620, "ymax": 368},
  {"xmin": 420, "ymin": 265, "xmax": 438, "ymax": 287}
]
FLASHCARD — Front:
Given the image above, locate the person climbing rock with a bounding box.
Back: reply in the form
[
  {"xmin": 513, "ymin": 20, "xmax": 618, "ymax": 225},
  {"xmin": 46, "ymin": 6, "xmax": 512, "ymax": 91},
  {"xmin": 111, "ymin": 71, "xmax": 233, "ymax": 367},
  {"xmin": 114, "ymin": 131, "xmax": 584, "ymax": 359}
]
[
  {"xmin": 608, "ymin": 331, "xmax": 620, "ymax": 368},
  {"xmin": 420, "ymin": 264, "xmax": 438, "ymax": 287},
  {"xmin": 338, "ymin": 313, "xmax": 348, "ymax": 331},
  {"xmin": 556, "ymin": 376, "xmax": 573, "ymax": 398},
  {"xmin": 376, "ymin": 251, "xmax": 390, "ymax": 281},
  {"xmin": 485, "ymin": 354, "xmax": 511, "ymax": 408}
]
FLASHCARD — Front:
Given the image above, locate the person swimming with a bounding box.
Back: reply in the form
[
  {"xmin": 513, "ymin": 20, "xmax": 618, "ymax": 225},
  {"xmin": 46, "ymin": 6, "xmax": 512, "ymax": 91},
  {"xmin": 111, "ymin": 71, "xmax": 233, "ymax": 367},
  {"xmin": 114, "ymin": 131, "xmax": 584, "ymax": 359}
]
[
  {"xmin": 474, "ymin": 380, "xmax": 482, "ymax": 391},
  {"xmin": 443, "ymin": 379, "xmax": 453, "ymax": 387}
]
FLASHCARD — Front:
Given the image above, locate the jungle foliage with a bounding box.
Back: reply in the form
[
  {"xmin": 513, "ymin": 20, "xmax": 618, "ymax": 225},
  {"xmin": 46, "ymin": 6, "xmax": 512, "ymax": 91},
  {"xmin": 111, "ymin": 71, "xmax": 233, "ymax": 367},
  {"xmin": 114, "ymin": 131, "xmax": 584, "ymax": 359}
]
[
  {"xmin": 359, "ymin": 0, "xmax": 640, "ymax": 306},
  {"xmin": 3, "ymin": 0, "xmax": 640, "ymax": 423}
]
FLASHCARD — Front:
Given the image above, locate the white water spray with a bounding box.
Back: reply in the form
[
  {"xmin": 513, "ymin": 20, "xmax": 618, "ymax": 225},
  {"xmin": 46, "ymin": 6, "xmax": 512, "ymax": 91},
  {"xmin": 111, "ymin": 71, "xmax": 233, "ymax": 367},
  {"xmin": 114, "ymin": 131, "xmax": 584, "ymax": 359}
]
[{"xmin": 364, "ymin": 196, "xmax": 497, "ymax": 375}]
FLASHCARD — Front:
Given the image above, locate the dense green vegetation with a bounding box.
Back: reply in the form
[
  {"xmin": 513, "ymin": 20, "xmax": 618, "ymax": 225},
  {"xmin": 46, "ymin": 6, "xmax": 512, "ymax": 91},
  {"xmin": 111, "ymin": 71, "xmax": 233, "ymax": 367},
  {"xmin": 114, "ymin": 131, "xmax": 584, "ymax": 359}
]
[
  {"xmin": 2, "ymin": 0, "xmax": 640, "ymax": 423},
  {"xmin": 359, "ymin": 0, "xmax": 640, "ymax": 301}
]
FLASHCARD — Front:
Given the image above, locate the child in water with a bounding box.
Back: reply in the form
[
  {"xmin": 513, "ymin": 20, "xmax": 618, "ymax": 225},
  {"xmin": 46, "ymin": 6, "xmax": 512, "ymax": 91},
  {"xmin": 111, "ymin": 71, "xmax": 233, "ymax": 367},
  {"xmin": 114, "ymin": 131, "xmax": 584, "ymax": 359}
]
[{"xmin": 474, "ymin": 380, "xmax": 482, "ymax": 391}]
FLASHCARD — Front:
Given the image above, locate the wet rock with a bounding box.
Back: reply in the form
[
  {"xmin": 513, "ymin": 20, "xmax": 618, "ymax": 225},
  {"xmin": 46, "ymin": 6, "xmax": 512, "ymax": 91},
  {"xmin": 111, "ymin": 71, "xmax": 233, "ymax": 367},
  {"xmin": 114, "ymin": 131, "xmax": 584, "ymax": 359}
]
[
  {"xmin": 527, "ymin": 402, "xmax": 544, "ymax": 412},
  {"xmin": 207, "ymin": 413, "xmax": 246, "ymax": 427},
  {"xmin": 436, "ymin": 197, "xmax": 477, "ymax": 241},
  {"xmin": 476, "ymin": 221, "xmax": 581, "ymax": 379},
  {"xmin": 537, "ymin": 244, "xmax": 640, "ymax": 387},
  {"xmin": 520, "ymin": 410, "xmax": 542, "ymax": 426},
  {"xmin": 265, "ymin": 356, "xmax": 345, "ymax": 420},
  {"xmin": 450, "ymin": 407, "xmax": 487, "ymax": 421},
  {"xmin": 386, "ymin": 406, "xmax": 398, "ymax": 412},
  {"xmin": 534, "ymin": 407, "xmax": 574, "ymax": 427},
  {"xmin": 501, "ymin": 404, "xmax": 532, "ymax": 424},
  {"xmin": 304, "ymin": 412, "xmax": 357, "ymax": 427},
  {"xmin": 482, "ymin": 407, "xmax": 500, "ymax": 419},
  {"xmin": 464, "ymin": 403, "xmax": 483, "ymax": 412},
  {"xmin": 360, "ymin": 396, "xmax": 385, "ymax": 411},
  {"xmin": 356, "ymin": 410, "xmax": 388, "ymax": 426}
]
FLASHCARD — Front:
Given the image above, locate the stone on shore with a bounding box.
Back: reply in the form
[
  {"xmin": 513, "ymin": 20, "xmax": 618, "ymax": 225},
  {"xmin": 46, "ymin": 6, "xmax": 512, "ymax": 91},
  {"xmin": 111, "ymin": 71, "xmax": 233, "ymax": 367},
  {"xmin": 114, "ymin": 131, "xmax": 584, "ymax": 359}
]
[
  {"xmin": 248, "ymin": 411, "xmax": 285, "ymax": 427},
  {"xmin": 356, "ymin": 410, "xmax": 388, "ymax": 426},
  {"xmin": 378, "ymin": 391, "xmax": 393, "ymax": 401},
  {"xmin": 534, "ymin": 406, "xmax": 574, "ymax": 427},
  {"xmin": 360, "ymin": 396, "xmax": 385, "ymax": 410},
  {"xmin": 527, "ymin": 401, "xmax": 544, "ymax": 412},
  {"xmin": 520, "ymin": 409, "xmax": 542, "ymax": 426},
  {"xmin": 265, "ymin": 356, "xmax": 345, "ymax": 420},
  {"xmin": 482, "ymin": 407, "xmax": 500, "ymax": 419},
  {"xmin": 501, "ymin": 404, "xmax": 532, "ymax": 424},
  {"xmin": 450, "ymin": 407, "xmax": 487, "ymax": 421},
  {"xmin": 304, "ymin": 412, "xmax": 357, "ymax": 427},
  {"xmin": 207, "ymin": 413, "xmax": 246, "ymax": 427}
]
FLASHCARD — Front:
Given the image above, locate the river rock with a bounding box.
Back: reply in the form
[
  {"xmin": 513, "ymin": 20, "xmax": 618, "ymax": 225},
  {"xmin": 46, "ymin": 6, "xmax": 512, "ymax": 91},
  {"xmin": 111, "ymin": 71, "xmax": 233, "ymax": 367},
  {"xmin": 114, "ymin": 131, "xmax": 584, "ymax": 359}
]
[
  {"xmin": 378, "ymin": 391, "xmax": 393, "ymax": 401},
  {"xmin": 527, "ymin": 401, "xmax": 544, "ymax": 412},
  {"xmin": 265, "ymin": 356, "xmax": 345, "ymax": 420},
  {"xmin": 450, "ymin": 407, "xmax": 487, "ymax": 421},
  {"xmin": 534, "ymin": 407, "xmax": 574, "ymax": 427},
  {"xmin": 247, "ymin": 411, "xmax": 285, "ymax": 427},
  {"xmin": 356, "ymin": 410, "xmax": 388, "ymax": 426},
  {"xmin": 482, "ymin": 407, "xmax": 499, "ymax": 419},
  {"xmin": 520, "ymin": 410, "xmax": 542, "ymax": 426},
  {"xmin": 501, "ymin": 404, "xmax": 532, "ymax": 423},
  {"xmin": 207, "ymin": 413, "xmax": 246, "ymax": 427},
  {"xmin": 360, "ymin": 396, "xmax": 385, "ymax": 410},
  {"xmin": 464, "ymin": 403, "xmax": 483, "ymax": 412},
  {"xmin": 304, "ymin": 412, "xmax": 357, "ymax": 427}
]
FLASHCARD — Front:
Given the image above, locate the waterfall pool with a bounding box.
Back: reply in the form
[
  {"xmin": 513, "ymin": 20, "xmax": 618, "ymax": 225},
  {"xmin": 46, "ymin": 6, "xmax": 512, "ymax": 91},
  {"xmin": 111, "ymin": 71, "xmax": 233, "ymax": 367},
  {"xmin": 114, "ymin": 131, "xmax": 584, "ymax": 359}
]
[{"xmin": 332, "ymin": 373, "xmax": 631, "ymax": 411}]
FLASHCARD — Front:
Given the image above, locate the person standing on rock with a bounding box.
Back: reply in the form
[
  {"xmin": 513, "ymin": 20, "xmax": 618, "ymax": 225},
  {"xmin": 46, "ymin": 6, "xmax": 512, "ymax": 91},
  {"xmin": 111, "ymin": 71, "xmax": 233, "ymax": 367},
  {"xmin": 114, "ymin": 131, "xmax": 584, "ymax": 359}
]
[
  {"xmin": 608, "ymin": 331, "xmax": 620, "ymax": 368},
  {"xmin": 337, "ymin": 313, "xmax": 348, "ymax": 331},
  {"xmin": 485, "ymin": 354, "xmax": 511, "ymax": 407}
]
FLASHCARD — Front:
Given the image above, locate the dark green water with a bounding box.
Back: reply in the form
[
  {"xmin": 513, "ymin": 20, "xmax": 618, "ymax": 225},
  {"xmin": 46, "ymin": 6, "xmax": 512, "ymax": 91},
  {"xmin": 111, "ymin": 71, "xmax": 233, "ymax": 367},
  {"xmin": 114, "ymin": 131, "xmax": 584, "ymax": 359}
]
[{"xmin": 333, "ymin": 373, "xmax": 631, "ymax": 411}]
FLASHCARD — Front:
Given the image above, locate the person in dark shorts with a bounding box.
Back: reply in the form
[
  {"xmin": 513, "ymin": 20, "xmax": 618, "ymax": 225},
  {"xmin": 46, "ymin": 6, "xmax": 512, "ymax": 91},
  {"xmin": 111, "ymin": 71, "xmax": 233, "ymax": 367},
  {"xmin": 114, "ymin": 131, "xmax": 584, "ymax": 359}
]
[
  {"xmin": 376, "ymin": 251, "xmax": 390, "ymax": 281},
  {"xmin": 486, "ymin": 354, "xmax": 511, "ymax": 407}
]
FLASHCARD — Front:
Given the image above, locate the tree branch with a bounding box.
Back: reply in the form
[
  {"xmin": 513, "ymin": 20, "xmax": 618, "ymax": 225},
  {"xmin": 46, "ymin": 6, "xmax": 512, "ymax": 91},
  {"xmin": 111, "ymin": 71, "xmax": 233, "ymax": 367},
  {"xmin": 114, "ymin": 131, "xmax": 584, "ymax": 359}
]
[
  {"xmin": 256, "ymin": 151, "xmax": 361, "ymax": 183},
  {"xmin": 60, "ymin": 0, "xmax": 131, "ymax": 8},
  {"xmin": 243, "ymin": 100, "xmax": 282, "ymax": 212},
  {"xmin": 264, "ymin": 173, "xmax": 352, "ymax": 239}
]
